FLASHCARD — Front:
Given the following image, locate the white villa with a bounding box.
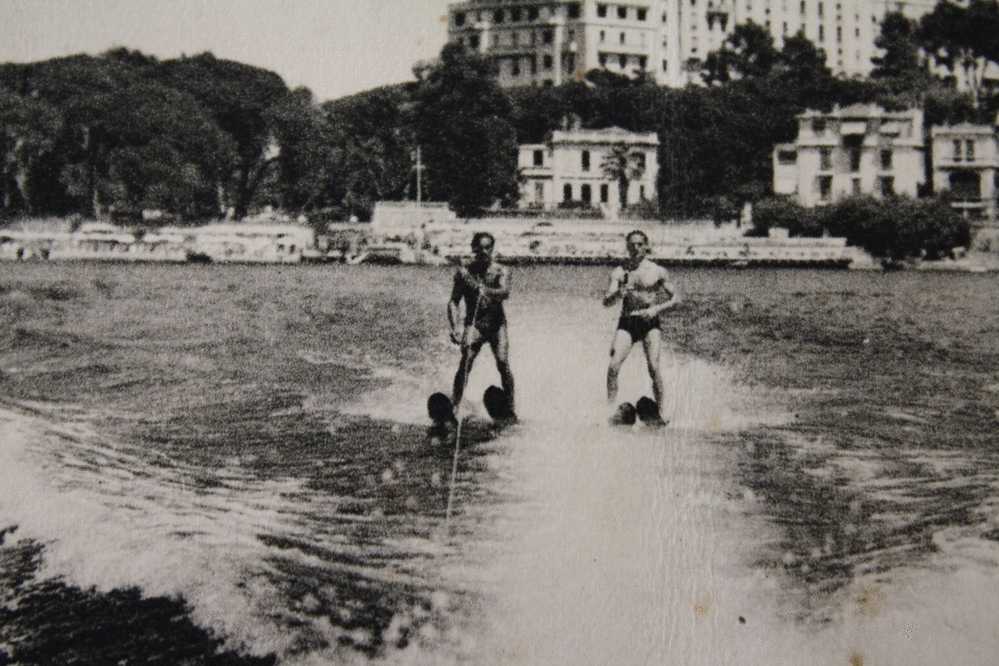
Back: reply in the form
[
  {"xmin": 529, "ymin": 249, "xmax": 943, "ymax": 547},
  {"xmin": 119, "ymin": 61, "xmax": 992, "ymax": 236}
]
[
  {"xmin": 931, "ymin": 121, "xmax": 999, "ymax": 223},
  {"xmin": 773, "ymin": 104, "xmax": 925, "ymax": 207},
  {"xmin": 518, "ymin": 127, "xmax": 659, "ymax": 213}
]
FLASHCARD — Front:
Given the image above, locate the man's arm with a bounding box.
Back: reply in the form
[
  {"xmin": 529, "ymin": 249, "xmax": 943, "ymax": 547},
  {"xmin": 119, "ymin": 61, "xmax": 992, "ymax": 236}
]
[
  {"xmin": 602, "ymin": 267, "xmax": 625, "ymax": 307},
  {"xmin": 478, "ymin": 265, "xmax": 511, "ymax": 300},
  {"xmin": 648, "ymin": 268, "xmax": 680, "ymax": 316}
]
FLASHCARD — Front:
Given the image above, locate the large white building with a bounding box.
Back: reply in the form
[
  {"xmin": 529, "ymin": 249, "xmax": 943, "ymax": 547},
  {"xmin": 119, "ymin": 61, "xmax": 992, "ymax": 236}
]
[
  {"xmin": 518, "ymin": 127, "xmax": 659, "ymax": 212},
  {"xmin": 772, "ymin": 104, "xmax": 926, "ymax": 207},
  {"xmin": 446, "ymin": 0, "xmax": 940, "ymax": 88}
]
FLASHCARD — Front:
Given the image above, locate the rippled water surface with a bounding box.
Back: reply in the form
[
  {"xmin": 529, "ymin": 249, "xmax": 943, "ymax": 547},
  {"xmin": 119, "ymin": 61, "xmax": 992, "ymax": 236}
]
[{"xmin": 1, "ymin": 262, "xmax": 998, "ymax": 665}]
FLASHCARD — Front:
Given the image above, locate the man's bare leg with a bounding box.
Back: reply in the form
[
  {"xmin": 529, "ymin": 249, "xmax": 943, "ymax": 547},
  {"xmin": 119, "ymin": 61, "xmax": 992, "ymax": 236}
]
[
  {"xmin": 642, "ymin": 329, "xmax": 667, "ymax": 422},
  {"xmin": 607, "ymin": 329, "xmax": 635, "ymax": 406},
  {"xmin": 452, "ymin": 327, "xmax": 483, "ymax": 408},
  {"xmin": 490, "ymin": 325, "xmax": 515, "ymax": 416}
]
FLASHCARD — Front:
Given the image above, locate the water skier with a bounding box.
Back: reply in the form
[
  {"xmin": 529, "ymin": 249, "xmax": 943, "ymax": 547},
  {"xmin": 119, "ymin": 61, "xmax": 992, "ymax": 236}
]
[
  {"xmin": 448, "ymin": 232, "xmax": 516, "ymax": 421},
  {"xmin": 603, "ymin": 230, "xmax": 679, "ymax": 425}
]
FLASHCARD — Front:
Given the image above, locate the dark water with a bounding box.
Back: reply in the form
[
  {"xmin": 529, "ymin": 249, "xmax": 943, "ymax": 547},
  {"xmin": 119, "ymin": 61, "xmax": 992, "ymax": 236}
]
[{"xmin": 0, "ymin": 263, "xmax": 997, "ymax": 665}]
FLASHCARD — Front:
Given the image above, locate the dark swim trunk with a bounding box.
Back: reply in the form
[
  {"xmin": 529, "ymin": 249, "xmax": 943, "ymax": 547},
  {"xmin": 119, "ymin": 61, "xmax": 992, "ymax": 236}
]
[
  {"xmin": 468, "ymin": 309, "xmax": 506, "ymax": 343},
  {"xmin": 617, "ymin": 314, "xmax": 660, "ymax": 342}
]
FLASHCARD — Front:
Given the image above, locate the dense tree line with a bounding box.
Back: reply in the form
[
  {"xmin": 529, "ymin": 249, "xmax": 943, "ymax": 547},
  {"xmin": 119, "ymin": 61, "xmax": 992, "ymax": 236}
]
[{"xmin": 1, "ymin": 1, "xmax": 997, "ymax": 227}]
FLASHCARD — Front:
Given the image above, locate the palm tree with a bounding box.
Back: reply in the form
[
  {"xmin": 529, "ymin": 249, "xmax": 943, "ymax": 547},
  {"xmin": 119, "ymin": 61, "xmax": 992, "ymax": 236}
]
[{"xmin": 601, "ymin": 145, "xmax": 645, "ymax": 211}]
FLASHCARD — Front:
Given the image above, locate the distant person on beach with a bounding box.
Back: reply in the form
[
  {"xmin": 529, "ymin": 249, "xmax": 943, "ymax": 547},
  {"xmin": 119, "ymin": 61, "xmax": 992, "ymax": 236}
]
[
  {"xmin": 602, "ymin": 230, "xmax": 679, "ymax": 425},
  {"xmin": 448, "ymin": 232, "xmax": 516, "ymax": 420}
]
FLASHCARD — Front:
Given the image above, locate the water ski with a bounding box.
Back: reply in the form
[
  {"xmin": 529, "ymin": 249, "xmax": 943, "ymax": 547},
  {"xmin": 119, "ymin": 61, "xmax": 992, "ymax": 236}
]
[
  {"xmin": 483, "ymin": 385, "xmax": 516, "ymax": 424},
  {"xmin": 609, "ymin": 401, "xmax": 637, "ymax": 426},
  {"xmin": 427, "ymin": 392, "xmax": 456, "ymax": 425},
  {"xmin": 636, "ymin": 396, "xmax": 667, "ymax": 427}
]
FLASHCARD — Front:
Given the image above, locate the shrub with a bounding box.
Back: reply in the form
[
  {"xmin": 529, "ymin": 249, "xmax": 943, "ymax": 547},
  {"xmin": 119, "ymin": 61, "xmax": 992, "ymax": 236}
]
[
  {"xmin": 821, "ymin": 195, "xmax": 970, "ymax": 260},
  {"xmin": 749, "ymin": 196, "xmax": 816, "ymax": 237}
]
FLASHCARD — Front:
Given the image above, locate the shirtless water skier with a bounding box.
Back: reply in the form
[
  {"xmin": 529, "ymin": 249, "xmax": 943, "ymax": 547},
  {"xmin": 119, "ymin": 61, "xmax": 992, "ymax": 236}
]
[
  {"xmin": 602, "ymin": 230, "xmax": 680, "ymax": 425},
  {"xmin": 448, "ymin": 232, "xmax": 517, "ymax": 420}
]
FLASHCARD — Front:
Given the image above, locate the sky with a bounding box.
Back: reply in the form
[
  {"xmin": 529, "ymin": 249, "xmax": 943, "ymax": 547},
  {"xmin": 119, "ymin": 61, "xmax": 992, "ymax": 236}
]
[{"xmin": 0, "ymin": 0, "xmax": 453, "ymax": 102}]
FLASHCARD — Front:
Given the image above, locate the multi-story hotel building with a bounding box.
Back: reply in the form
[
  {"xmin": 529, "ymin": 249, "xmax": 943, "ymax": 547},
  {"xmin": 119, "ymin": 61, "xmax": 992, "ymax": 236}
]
[
  {"xmin": 446, "ymin": 0, "xmax": 940, "ymax": 88},
  {"xmin": 518, "ymin": 127, "xmax": 660, "ymax": 212},
  {"xmin": 772, "ymin": 104, "xmax": 926, "ymax": 207}
]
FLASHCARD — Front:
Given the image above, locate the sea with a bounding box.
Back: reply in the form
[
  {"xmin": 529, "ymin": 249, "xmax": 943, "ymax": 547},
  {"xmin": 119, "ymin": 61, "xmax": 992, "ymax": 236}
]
[{"xmin": 1, "ymin": 262, "xmax": 998, "ymax": 665}]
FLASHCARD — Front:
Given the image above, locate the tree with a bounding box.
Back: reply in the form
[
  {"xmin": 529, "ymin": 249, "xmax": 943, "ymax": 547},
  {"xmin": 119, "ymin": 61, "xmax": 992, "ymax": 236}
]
[
  {"xmin": 600, "ymin": 144, "xmax": 645, "ymax": 210},
  {"xmin": 322, "ymin": 85, "xmax": 416, "ymax": 220},
  {"xmin": 918, "ymin": 0, "xmax": 999, "ymax": 108},
  {"xmin": 0, "ymin": 90, "xmax": 62, "ymax": 215},
  {"xmin": 99, "ymin": 81, "xmax": 236, "ymax": 218},
  {"xmin": 411, "ymin": 44, "xmax": 519, "ymax": 217},
  {"xmin": 154, "ymin": 53, "xmax": 291, "ymax": 218},
  {"xmin": 265, "ymin": 87, "xmax": 333, "ymax": 214},
  {"xmin": 701, "ymin": 22, "xmax": 779, "ymax": 84},
  {"xmin": 871, "ymin": 12, "xmax": 925, "ymax": 82},
  {"xmin": 774, "ymin": 33, "xmax": 836, "ymax": 109}
]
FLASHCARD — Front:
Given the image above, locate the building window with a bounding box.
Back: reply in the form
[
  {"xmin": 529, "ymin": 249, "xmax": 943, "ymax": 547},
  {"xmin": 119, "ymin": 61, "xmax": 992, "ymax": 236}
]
[
  {"xmin": 470, "ymin": 35, "xmax": 480, "ymax": 49},
  {"xmin": 529, "ymin": 6, "xmax": 539, "ymax": 20},
  {"xmin": 581, "ymin": 184, "xmax": 592, "ymax": 203},
  {"xmin": 597, "ymin": 4, "xmax": 607, "ymax": 18},
  {"xmin": 455, "ymin": 12, "xmax": 465, "ymax": 27},
  {"xmin": 618, "ymin": 6, "xmax": 627, "ymax": 19},
  {"xmin": 533, "ymin": 150, "xmax": 543, "ymax": 167},
  {"xmin": 639, "ymin": 55, "xmax": 647, "ymax": 69},
  {"xmin": 535, "ymin": 182, "xmax": 544, "ymax": 202},
  {"xmin": 620, "ymin": 31, "xmax": 626, "ymax": 44},
  {"xmin": 512, "ymin": 7, "xmax": 522, "ymax": 21},
  {"xmin": 953, "ymin": 139, "xmax": 963, "ymax": 161},
  {"xmin": 777, "ymin": 149, "xmax": 797, "ymax": 165},
  {"xmin": 566, "ymin": 53, "xmax": 576, "ymax": 70},
  {"xmin": 819, "ymin": 25, "xmax": 825, "ymax": 41},
  {"xmin": 543, "ymin": 54, "xmax": 554, "ymax": 70},
  {"xmin": 543, "ymin": 29, "xmax": 553, "ymax": 44},
  {"xmin": 639, "ymin": 185, "xmax": 646, "ymax": 200},
  {"xmin": 512, "ymin": 60, "xmax": 521, "ymax": 76},
  {"xmin": 852, "ymin": 178, "xmax": 861, "ymax": 195},
  {"xmin": 600, "ymin": 30, "xmax": 606, "ymax": 42},
  {"xmin": 530, "ymin": 56, "xmax": 537, "ymax": 74},
  {"xmin": 966, "ymin": 140, "xmax": 976, "ymax": 161},
  {"xmin": 494, "ymin": 9, "xmax": 504, "ymax": 23},
  {"xmin": 662, "ymin": 59, "xmax": 669, "ymax": 71},
  {"xmin": 880, "ymin": 150, "xmax": 892, "ymax": 170},
  {"xmin": 563, "ymin": 184, "xmax": 573, "ymax": 201},
  {"xmin": 619, "ymin": 54, "xmax": 627, "ymax": 68},
  {"xmin": 599, "ymin": 53, "xmax": 608, "ymax": 67},
  {"xmin": 813, "ymin": 118, "xmax": 827, "ymax": 134},
  {"xmin": 820, "ymin": 147, "xmax": 833, "ymax": 170},
  {"xmin": 582, "ymin": 150, "xmax": 590, "ymax": 171},
  {"xmin": 818, "ymin": 176, "xmax": 833, "ymax": 201},
  {"xmin": 638, "ymin": 8, "xmax": 647, "ymax": 20},
  {"xmin": 568, "ymin": 3, "xmax": 581, "ymax": 19},
  {"xmin": 601, "ymin": 183, "xmax": 609, "ymax": 203},
  {"xmin": 879, "ymin": 176, "xmax": 895, "ymax": 197},
  {"xmin": 635, "ymin": 153, "xmax": 647, "ymax": 169},
  {"xmin": 849, "ymin": 148, "xmax": 861, "ymax": 172}
]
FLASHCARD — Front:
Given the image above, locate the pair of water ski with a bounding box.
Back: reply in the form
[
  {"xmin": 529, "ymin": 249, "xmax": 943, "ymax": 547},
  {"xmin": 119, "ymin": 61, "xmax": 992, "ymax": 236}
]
[
  {"xmin": 427, "ymin": 385, "xmax": 516, "ymax": 429},
  {"xmin": 609, "ymin": 396, "xmax": 666, "ymax": 428}
]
